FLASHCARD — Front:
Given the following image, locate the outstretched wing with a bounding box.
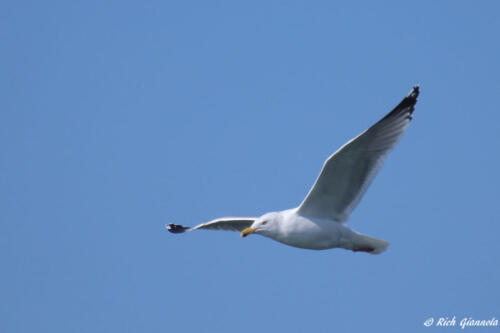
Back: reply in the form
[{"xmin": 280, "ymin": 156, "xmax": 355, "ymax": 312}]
[
  {"xmin": 166, "ymin": 217, "xmax": 256, "ymax": 234},
  {"xmin": 297, "ymin": 86, "xmax": 420, "ymax": 222}
]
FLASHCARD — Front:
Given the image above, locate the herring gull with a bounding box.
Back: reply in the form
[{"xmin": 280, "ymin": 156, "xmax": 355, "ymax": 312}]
[{"xmin": 167, "ymin": 86, "xmax": 420, "ymax": 254}]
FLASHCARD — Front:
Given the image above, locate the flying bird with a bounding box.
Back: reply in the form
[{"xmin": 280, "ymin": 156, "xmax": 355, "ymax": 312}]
[{"xmin": 167, "ymin": 86, "xmax": 420, "ymax": 254}]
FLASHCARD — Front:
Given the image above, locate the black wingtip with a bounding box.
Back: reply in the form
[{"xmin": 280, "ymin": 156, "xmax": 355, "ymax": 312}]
[
  {"xmin": 166, "ymin": 223, "xmax": 190, "ymax": 234},
  {"xmin": 379, "ymin": 85, "xmax": 420, "ymax": 122},
  {"xmin": 394, "ymin": 85, "xmax": 420, "ymax": 111},
  {"xmin": 409, "ymin": 85, "xmax": 420, "ymax": 99}
]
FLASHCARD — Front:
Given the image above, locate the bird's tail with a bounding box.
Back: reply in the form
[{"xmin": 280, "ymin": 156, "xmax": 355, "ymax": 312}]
[{"xmin": 352, "ymin": 233, "xmax": 390, "ymax": 254}]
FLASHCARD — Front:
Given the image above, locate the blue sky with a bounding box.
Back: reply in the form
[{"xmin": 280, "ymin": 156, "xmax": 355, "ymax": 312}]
[{"xmin": 2, "ymin": 1, "xmax": 499, "ymax": 332}]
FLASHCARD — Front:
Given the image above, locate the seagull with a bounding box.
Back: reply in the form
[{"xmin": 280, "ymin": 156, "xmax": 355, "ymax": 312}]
[{"xmin": 167, "ymin": 86, "xmax": 420, "ymax": 254}]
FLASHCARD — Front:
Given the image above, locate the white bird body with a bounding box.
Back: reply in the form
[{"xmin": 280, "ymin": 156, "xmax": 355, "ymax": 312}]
[
  {"xmin": 249, "ymin": 209, "xmax": 388, "ymax": 253},
  {"xmin": 167, "ymin": 86, "xmax": 419, "ymax": 254}
]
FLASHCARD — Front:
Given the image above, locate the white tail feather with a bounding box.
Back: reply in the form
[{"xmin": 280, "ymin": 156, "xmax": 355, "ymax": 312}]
[{"xmin": 352, "ymin": 233, "xmax": 390, "ymax": 254}]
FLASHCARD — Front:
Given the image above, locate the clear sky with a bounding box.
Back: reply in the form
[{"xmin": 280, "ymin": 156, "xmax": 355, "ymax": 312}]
[{"xmin": 2, "ymin": 1, "xmax": 500, "ymax": 332}]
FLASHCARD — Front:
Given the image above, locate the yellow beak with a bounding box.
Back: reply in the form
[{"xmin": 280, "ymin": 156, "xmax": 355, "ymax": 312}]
[{"xmin": 241, "ymin": 227, "xmax": 256, "ymax": 238}]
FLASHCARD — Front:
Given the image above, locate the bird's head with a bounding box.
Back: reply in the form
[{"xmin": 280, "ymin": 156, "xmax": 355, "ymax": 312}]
[{"xmin": 241, "ymin": 212, "xmax": 280, "ymax": 238}]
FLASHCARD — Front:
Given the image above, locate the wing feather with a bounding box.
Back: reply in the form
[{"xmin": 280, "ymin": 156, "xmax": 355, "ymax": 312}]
[
  {"xmin": 297, "ymin": 86, "xmax": 420, "ymax": 222},
  {"xmin": 166, "ymin": 217, "xmax": 256, "ymax": 234}
]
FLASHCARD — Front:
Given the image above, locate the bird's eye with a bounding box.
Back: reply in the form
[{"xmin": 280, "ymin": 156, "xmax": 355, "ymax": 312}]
[{"xmin": 262, "ymin": 221, "xmax": 268, "ymax": 225}]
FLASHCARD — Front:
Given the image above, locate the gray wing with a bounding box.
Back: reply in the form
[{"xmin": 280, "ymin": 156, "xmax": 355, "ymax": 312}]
[
  {"xmin": 297, "ymin": 86, "xmax": 420, "ymax": 222},
  {"xmin": 166, "ymin": 217, "xmax": 256, "ymax": 234}
]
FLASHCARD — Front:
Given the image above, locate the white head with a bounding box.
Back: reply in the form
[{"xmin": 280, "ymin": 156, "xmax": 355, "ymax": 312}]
[{"xmin": 240, "ymin": 212, "xmax": 281, "ymax": 238}]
